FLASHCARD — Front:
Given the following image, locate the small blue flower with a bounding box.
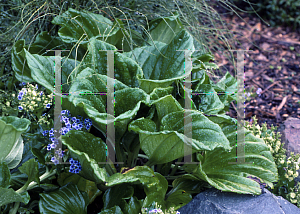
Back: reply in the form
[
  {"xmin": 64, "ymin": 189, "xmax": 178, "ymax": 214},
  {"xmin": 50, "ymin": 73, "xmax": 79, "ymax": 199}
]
[
  {"xmin": 61, "ymin": 110, "xmax": 66, "ymax": 115},
  {"xmin": 51, "ymin": 157, "xmax": 59, "ymax": 165},
  {"xmin": 69, "ymin": 158, "xmax": 75, "ymax": 164},
  {"xmin": 71, "ymin": 117, "xmax": 77, "ymax": 122},
  {"xmin": 75, "ymin": 119, "xmax": 80, "ymax": 123},
  {"xmin": 86, "ymin": 125, "xmax": 90, "ymax": 130},
  {"xmin": 40, "ymin": 91, "xmax": 43, "ymax": 96},
  {"xmin": 46, "ymin": 104, "xmax": 51, "ymax": 108},
  {"xmin": 35, "ymin": 84, "xmax": 38, "ymax": 90},
  {"xmin": 69, "ymin": 169, "xmax": 74, "ymax": 173},
  {"xmin": 17, "ymin": 95, "xmax": 23, "ymax": 100},
  {"xmin": 42, "ymin": 130, "xmax": 48, "ymax": 136},
  {"xmin": 50, "ymin": 143, "xmax": 56, "ymax": 149},
  {"xmin": 19, "ymin": 91, "xmax": 24, "ymax": 96},
  {"xmin": 47, "ymin": 145, "xmax": 52, "ymax": 151},
  {"xmin": 70, "ymin": 165, "xmax": 75, "ymax": 169},
  {"xmin": 74, "ymin": 168, "xmax": 80, "ymax": 173},
  {"xmin": 50, "ymin": 137, "xmax": 56, "ymax": 142},
  {"xmin": 78, "ymin": 124, "xmax": 83, "ymax": 129},
  {"xmin": 18, "ymin": 106, "xmax": 23, "ymax": 110},
  {"xmin": 22, "ymin": 82, "xmax": 26, "ymax": 86},
  {"xmin": 42, "ymin": 113, "xmax": 47, "ymax": 116},
  {"xmin": 49, "ymin": 133, "xmax": 54, "ymax": 137}
]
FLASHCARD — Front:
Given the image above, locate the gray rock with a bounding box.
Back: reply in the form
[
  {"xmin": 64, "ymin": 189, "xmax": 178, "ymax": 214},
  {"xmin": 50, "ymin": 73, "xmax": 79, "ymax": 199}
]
[
  {"xmin": 177, "ymin": 187, "xmax": 300, "ymax": 214},
  {"xmin": 277, "ymin": 117, "xmax": 300, "ymax": 159},
  {"xmin": 276, "ymin": 117, "xmax": 300, "ymax": 184}
]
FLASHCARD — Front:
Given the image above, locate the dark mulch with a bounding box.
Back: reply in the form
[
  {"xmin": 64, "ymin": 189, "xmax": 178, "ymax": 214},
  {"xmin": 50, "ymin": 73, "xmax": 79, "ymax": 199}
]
[{"xmin": 209, "ymin": 3, "xmax": 300, "ymax": 131}]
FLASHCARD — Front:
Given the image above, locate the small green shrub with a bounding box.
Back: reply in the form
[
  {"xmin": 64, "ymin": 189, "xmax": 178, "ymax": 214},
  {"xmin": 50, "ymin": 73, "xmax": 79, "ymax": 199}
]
[
  {"xmin": 229, "ymin": 0, "xmax": 300, "ymax": 31},
  {"xmin": 245, "ymin": 115, "xmax": 300, "ymax": 208}
]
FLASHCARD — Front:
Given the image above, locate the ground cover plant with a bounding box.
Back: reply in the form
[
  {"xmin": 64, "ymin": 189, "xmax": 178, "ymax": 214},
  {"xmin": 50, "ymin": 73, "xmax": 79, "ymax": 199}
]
[{"xmin": 1, "ymin": 1, "xmax": 300, "ymax": 213}]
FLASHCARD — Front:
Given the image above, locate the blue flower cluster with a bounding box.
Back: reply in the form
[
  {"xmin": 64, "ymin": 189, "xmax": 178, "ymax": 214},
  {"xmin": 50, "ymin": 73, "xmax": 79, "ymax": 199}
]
[
  {"xmin": 68, "ymin": 158, "xmax": 82, "ymax": 174},
  {"xmin": 41, "ymin": 110, "xmax": 92, "ymax": 173}
]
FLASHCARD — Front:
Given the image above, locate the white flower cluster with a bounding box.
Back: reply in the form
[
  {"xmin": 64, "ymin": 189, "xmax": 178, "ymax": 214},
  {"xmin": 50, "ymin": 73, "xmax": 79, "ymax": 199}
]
[{"xmin": 17, "ymin": 83, "xmax": 53, "ymax": 112}]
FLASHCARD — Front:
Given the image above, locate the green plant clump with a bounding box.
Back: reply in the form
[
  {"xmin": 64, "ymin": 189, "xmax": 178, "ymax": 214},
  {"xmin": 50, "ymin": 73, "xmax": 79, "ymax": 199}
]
[
  {"xmin": 245, "ymin": 115, "xmax": 300, "ymax": 207},
  {"xmin": 1, "ymin": 1, "xmax": 299, "ymax": 213}
]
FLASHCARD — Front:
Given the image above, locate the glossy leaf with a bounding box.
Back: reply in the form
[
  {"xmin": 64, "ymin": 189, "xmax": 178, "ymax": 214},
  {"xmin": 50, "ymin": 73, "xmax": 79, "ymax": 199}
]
[
  {"xmin": 0, "ymin": 188, "xmax": 30, "ymax": 206},
  {"xmin": 51, "ymin": 8, "xmax": 120, "ymax": 47},
  {"xmin": 0, "ymin": 116, "xmax": 30, "ymax": 169},
  {"xmin": 39, "ymin": 183, "xmax": 89, "ymax": 214},
  {"xmin": 181, "ymin": 119, "xmax": 278, "ymax": 195},
  {"xmin": 67, "ymin": 66, "xmax": 150, "ymax": 144},
  {"xmin": 146, "ymin": 11, "xmax": 184, "ymax": 44},
  {"xmin": 18, "ymin": 158, "xmax": 40, "ymax": 186},
  {"xmin": 57, "ymin": 171, "xmax": 101, "ymax": 204},
  {"xmin": 103, "ymin": 166, "xmax": 169, "ymax": 213},
  {"xmin": 24, "ymin": 49, "xmax": 86, "ymax": 93},
  {"xmin": 193, "ymin": 84, "xmax": 225, "ymax": 114},
  {"xmin": 61, "ymin": 130, "xmax": 108, "ymax": 185},
  {"xmin": 83, "ymin": 37, "xmax": 143, "ymax": 88},
  {"xmin": 124, "ymin": 29, "xmax": 195, "ymax": 94},
  {"xmin": 0, "ymin": 162, "xmax": 10, "ymax": 188}
]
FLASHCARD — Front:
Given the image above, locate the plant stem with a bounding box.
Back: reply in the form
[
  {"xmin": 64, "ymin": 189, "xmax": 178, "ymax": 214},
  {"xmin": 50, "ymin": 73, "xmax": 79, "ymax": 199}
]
[
  {"xmin": 9, "ymin": 202, "xmax": 19, "ymax": 214},
  {"xmin": 16, "ymin": 168, "xmax": 57, "ymax": 194},
  {"xmin": 169, "ymin": 157, "xmax": 182, "ymax": 176},
  {"xmin": 10, "ymin": 168, "xmax": 56, "ymax": 214}
]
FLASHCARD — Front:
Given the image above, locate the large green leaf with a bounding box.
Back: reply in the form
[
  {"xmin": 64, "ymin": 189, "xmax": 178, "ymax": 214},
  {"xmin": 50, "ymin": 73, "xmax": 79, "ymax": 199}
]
[
  {"xmin": 124, "ymin": 29, "xmax": 195, "ymax": 94},
  {"xmin": 51, "ymin": 8, "xmax": 121, "ymax": 47},
  {"xmin": 18, "ymin": 158, "xmax": 40, "ymax": 187},
  {"xmin": 181, "ymin": 118, "xmax": 278, "ymax": 195},
  {"xmin": 57, "ymin": 171, "xmax": 101, "ymax": 204},
  {"xmin": 61, "ymin": 130, "xmax": 108, "ymax": 185},
  {"xmin": 27, "ymin": 31, "xmax": 87, "ymax": 61},
  {"xmin": 39, "ymin": 183, "xmax": 89, "ymax": 214},
  {"xmin": 128, "ymin": 109, "xmax": 231, "ymax": 166},
  {"xmin": 0, "ymin": 162, "xmax": 10, "ymax": 188},
  {"xmin": 0, "ymin": 188, "xmax": 30, "ymax": 206},
  {"xmin": 146, "ymin": 11, "xmax": 184, "ymax": 45},
  {"xmin": 10, "ymin": 132, "xmax": 46, "ymax": 174},
  {"xmin": 83, "ymin": 37, "xmax": 143, "ymax": 88},
  {"xmin": 67, "ymin": 66, "xmax": 150, "ymax": 144},
  {"xmin": 24, "ymin": 49, "xmax": 86, "ymax": 93},
  {"xmin": 103, "ymin": 166, "xmax": 173, "ymax": 213},
  {"xmin": 11, "ymin": 40, "xmax": 34, "ymax": 83},
  {"xmin": 193, "ymin": 84, "xmax": 225, "ymax": 114},
  {"xmin": 0, "ymin": 116, "xmax": 30, "ymax": 169}
]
